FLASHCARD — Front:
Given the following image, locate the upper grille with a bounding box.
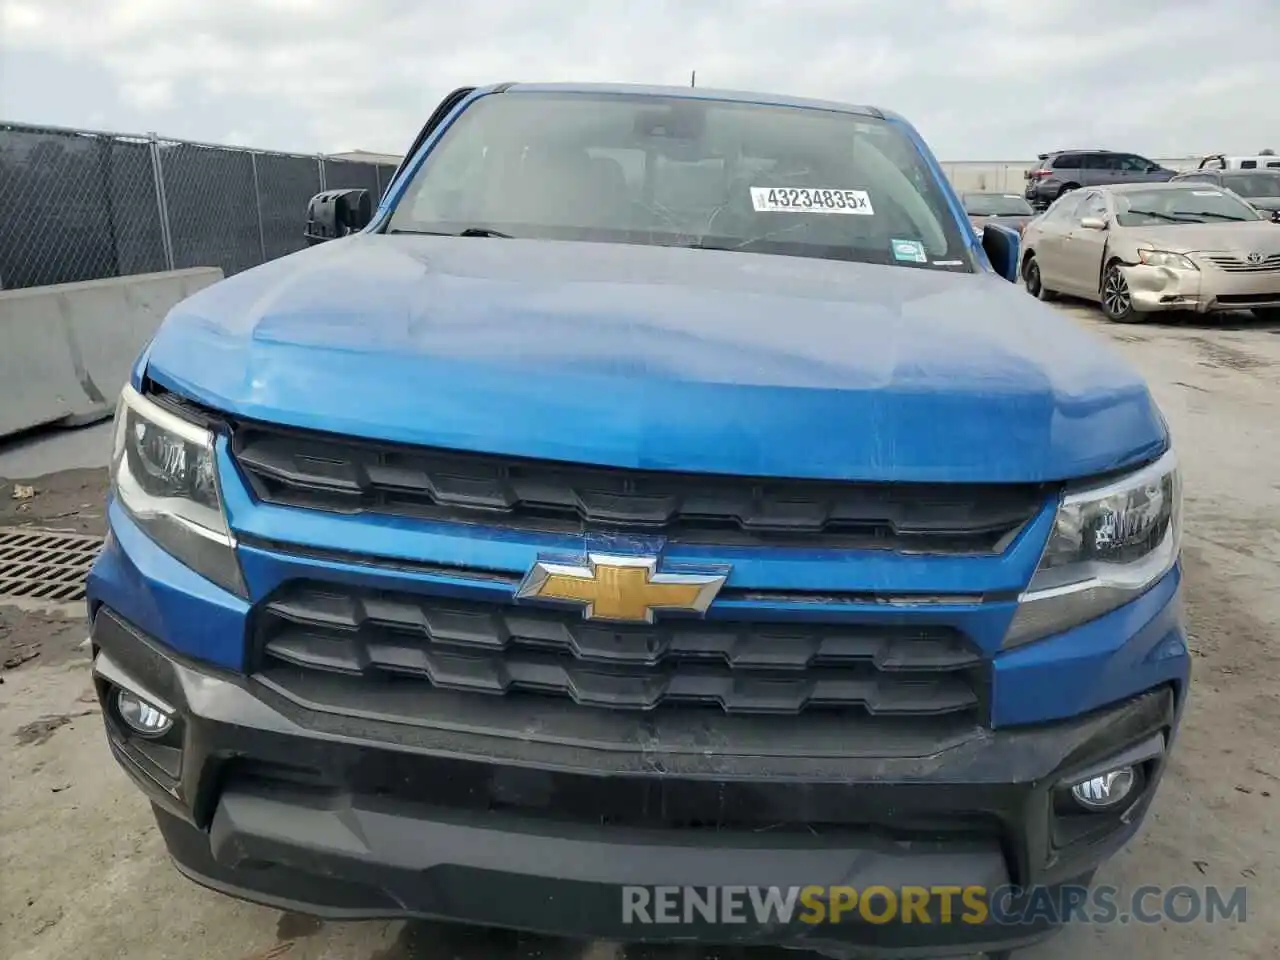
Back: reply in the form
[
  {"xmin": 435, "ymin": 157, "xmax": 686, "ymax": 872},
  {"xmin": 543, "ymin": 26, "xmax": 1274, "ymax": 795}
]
[
  {"xmin": 1202, "ymin": 252, "xmax": 1280, "ymax": 273},
  {"xmin": 255, "ymin": 583, "xmax": 988, "ymax": 719},
  {"xmin": 232, "ymin": 424, "xmax": 1045, "ymax": 553}
]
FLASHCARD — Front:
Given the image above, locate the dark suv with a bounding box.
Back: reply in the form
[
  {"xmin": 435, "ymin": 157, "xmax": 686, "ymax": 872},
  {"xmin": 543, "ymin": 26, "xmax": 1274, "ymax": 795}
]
[{"xmin": 1025, "ymin": 150, "xmax": 1176, "ymax": 209}]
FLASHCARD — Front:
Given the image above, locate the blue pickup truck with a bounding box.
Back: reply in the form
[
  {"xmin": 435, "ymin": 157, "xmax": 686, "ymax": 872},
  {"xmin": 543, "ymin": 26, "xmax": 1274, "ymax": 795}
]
[{"xmin": 87, "ymin": 83, "xmax": 1187, "ymax": 959}]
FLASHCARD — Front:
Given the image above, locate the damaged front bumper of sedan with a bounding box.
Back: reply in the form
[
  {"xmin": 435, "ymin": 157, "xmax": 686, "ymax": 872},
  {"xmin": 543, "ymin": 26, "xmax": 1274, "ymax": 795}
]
[{"xmin": 1122, "ymin": 251, "xmax": 1280, "ymax": 313}]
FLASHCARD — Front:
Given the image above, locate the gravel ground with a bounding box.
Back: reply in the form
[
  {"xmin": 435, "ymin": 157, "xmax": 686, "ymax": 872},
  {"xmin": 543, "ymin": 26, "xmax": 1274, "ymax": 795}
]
[{"xmin": 2, "ymin": 300, "xmax": 1278, "ymax": 960}]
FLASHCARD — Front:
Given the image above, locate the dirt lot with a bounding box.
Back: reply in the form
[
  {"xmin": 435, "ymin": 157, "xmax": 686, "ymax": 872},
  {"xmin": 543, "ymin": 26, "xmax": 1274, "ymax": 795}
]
[{"xmin": 2, "ymin": 300, "xmax": 1278, "ymax": 960}]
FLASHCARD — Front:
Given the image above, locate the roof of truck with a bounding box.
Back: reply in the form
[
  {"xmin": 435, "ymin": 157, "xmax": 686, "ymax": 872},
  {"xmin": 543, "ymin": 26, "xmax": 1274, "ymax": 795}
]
[{"xmin": 487, "ymin": 81, "xmax": 892, "ymax": 122}]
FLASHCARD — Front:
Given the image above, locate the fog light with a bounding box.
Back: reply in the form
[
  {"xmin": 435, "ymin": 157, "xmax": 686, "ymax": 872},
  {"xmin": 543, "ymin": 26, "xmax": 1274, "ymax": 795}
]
[
  {"xmin": 1070, "ymin": 766, "xmax": 1136, "ymax": 811},
  {"xmin": 115, "ymin": 688, "xmax": 173, "ymax": 738}
]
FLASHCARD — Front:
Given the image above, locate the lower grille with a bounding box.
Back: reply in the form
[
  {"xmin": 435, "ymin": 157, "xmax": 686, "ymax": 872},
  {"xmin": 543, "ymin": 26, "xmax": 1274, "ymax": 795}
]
[
  {"xmin": 1214, "ymin": 293, "xmax": 1280, "ymax": 305},
  {"xmin": 254, "ymin": 583, "xmax": 987, "ymax": 719},
  {"xmin": 221, "ymin": 755, "xmax": 1007, "ymax": 840}
]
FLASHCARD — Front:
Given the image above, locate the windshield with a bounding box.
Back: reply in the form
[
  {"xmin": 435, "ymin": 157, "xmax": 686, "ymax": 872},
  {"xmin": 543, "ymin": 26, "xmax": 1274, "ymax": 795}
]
[
  {"xmin": 963, "ymin": 193, "xmax": 1033, "ymax": 216},
  {"xmin": 1113, "ymin": 187, "xmax": 1263, "ymax": 226},
  {"xmin": 1222, "ymin": 172, "xmax": 1280, "ymax": 198},
  {"xmin": 386, "ymin": 92, "xmax": 973, "ymax": 271}
]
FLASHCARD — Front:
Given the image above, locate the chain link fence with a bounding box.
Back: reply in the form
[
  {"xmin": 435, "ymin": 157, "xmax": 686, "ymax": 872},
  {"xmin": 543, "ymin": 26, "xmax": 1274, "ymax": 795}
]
[{"xmin": 0, "ymin": 122, "xmax": 399, "ymax": 290}]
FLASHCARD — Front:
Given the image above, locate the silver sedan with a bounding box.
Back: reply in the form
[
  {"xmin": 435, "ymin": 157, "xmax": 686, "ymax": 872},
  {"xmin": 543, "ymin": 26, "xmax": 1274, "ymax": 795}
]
[{"xmin": 1019, "ymin": 182, "xmax": 1280, "ymax": 322}]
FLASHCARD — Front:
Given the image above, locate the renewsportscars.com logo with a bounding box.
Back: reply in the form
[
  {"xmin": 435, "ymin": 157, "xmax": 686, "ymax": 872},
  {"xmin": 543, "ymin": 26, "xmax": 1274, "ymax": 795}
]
[{"xmin": 621, "ymin": 885, "xmax": 1248, "ymax": 927}]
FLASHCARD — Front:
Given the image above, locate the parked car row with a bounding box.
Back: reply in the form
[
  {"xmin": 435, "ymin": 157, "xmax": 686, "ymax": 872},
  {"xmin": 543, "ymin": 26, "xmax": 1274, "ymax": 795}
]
[
  {"xmin": 1019, "ymin": 181, "xmax": 1280, "ymax": 323},
  {"xmin": 1021, "ymin": 149, "xmax": 1280, "ymax": 212}
]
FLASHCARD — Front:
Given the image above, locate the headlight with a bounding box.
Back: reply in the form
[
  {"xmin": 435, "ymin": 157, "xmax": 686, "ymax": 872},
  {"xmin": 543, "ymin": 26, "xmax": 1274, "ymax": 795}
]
[
  {"xmin": 110, "ymin": 384, "xmax": 246, "ymax": 596},
  {"xmin": 1004, "ymin": 450, "xmax": 1181, "ymax": 648},
  {"xmin": 1137, "ymin": 249, "xmax": 1197, "ymax": 270}
]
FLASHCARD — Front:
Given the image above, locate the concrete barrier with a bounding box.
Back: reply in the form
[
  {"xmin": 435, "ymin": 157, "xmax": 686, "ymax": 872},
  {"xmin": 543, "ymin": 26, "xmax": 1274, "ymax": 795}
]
[{"xmin": 0, "ymin": 267, "xmax": 223, "ymax": 440}]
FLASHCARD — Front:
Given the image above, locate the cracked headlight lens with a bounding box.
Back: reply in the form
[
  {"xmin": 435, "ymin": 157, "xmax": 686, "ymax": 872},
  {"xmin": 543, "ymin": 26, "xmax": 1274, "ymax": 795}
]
[
  {"xmin": 1004, "ymin": 450, "xmax": 1181, "ymax": 648},
  {"xmin": 1137, "ymin": 249, "xmax": 1197, "ymax": 270},
  {"xmin": 110, "ymin": 384, "xmax": 245, "ymax": 596}
]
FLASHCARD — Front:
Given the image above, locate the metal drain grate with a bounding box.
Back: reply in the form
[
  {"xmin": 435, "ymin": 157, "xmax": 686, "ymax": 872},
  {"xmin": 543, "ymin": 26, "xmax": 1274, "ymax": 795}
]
[{"xmin": 0, "ymin": 527, "xmax": 104, "ymax": 603}]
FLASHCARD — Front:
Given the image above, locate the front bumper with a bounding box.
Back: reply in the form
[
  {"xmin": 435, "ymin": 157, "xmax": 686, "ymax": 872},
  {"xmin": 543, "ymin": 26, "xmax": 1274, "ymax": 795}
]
[
  {"xmin": 91, "ymin": 602, "xmax": 1182, "ymax": 958},
  {"xmin": 1123, "ymin": 262, "xmax": 1280, "ymax": 313}
]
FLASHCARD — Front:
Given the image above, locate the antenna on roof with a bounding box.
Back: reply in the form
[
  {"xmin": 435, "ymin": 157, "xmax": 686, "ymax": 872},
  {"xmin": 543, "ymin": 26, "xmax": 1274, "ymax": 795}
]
[{"xmin": 691, "ymin": 70, "xmax": 696, "ymax": 88}]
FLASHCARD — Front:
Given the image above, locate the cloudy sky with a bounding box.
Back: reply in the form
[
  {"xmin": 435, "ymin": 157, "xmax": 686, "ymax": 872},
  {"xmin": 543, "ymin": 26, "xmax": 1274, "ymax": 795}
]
[{"xmin": 2, "ymin": 0, "xmax": 1277, "ymax": 161}]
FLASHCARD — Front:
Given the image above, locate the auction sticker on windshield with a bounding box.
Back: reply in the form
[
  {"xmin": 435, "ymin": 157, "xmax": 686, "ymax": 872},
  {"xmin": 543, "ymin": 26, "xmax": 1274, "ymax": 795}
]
[{"xmin": 750, "ymin": 187, "xmax": 874, "ymax": 215}]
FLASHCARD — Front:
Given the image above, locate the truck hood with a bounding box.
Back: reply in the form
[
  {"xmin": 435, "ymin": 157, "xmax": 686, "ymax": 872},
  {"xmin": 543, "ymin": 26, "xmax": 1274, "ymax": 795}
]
[{"xmin": 143, "ymin": 235, "xmax": 1166, "ymax": 484}]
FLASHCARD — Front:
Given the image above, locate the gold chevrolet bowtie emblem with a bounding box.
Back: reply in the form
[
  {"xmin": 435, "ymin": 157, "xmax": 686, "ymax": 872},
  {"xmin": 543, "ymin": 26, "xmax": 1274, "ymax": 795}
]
[{"xmin": 516, "ymin": 554, "xmax": 727, "ymax": 623}]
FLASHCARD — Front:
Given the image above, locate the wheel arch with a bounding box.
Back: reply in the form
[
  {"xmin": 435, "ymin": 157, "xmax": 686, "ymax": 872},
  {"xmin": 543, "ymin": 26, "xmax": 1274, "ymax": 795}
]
[
  {"xmin": 1099, "ymin": 246, "xmax": 1128, "ymax": 294},
  {"xmin": 1099, "ymin": 251, "xmax": 1140, "ymax": 321}
]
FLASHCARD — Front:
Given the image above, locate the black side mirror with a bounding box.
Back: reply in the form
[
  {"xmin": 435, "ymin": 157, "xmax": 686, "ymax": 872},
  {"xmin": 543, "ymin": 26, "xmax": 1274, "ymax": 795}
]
[
  {"xmin": 304, "ymin": 189, "xmax": 372, "ymax": 245},
  {"xmin": 1271, "ymin": 209, "xmax": 1280, "ymax": 224},
  {"xmin": 981, "ymin": 223, "xmax": 1021, "ymax": 284}
]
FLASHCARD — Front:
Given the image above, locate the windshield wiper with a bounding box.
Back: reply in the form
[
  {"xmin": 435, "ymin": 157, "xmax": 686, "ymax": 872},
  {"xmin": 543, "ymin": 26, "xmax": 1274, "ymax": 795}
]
[
  {"xmin": 387, "ymin": 227, "xmax": 515, "ymax": 238},
  {"xmin": 1124, "ymin": 210, "xmax": 1183, "ymax": 223},
  {"xmin": 456, "ymin": 227, "xmax": 514, "ymax": 238},
  {"xmin": 1126, "ymin": 209, "xmax": 1246, "ymax": 224},
  {"xmin": 1180, "ymin": 211, "xmax": 1247, "ymax": 222}
]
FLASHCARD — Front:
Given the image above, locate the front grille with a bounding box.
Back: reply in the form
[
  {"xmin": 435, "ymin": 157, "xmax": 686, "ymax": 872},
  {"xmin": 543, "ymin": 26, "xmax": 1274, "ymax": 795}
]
[
  {"xmin": 254, "ymin": 583, "xmax": 988, "ymax": 719},
  {"xmin": 1202, "ymin": 252, "xmax": 1280, "ymax": 273},
  {"xmin": 231, "ymin": 424, "xmax": 1045, "ymax": 553}
]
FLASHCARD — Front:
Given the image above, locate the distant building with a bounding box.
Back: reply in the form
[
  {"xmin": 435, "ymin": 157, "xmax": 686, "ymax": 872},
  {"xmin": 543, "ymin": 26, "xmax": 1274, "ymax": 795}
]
[{"xmin": 328, "ymin": 149, "xmax": 404, "ymax": 165}]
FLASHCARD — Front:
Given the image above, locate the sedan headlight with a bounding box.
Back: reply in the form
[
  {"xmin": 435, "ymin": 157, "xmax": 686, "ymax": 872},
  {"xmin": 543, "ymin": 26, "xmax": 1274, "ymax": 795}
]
[
  {"xmin": 110, "ymin": 384, "xmax": 245, "ymax": 596},
  {"xmin": 1004, "ymin": 450, "xmax": 1181, "ymax": 648},
  {"xmin": 1137, "ymin": 249, "xmax": 1197, "ymax": 270}
]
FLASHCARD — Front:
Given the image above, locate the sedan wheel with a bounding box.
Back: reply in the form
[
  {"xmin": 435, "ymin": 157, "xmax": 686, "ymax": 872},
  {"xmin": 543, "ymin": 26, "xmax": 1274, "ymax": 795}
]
[
  {"xmin": 1022, "ymin": 254, "xmax": 1057, "ymax": 301},
  {"xmin": 1101, "ymin": 264, "xmax": 1138, "ymax": 322}
]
